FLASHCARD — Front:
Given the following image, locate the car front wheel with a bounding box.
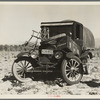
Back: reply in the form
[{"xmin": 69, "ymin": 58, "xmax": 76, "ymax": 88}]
[
  {"xmin": 12, "ymin": 57, "xmax": 34, "ymax": 82},
  {"xmin": 61, "ymin": 56, "xmax": 83, "ymax": 85}
]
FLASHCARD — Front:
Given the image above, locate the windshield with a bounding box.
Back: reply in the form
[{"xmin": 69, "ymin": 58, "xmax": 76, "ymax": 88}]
[
  {"xmin": 49, "ymin": 25, "xmax": 72, "ymax": 37},
  {"xmin": 41, "ymin": 25, "xmax": 73, "ymax": 41}
]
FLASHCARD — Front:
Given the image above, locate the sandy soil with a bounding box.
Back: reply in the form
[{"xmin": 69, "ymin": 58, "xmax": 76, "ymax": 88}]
[{"xmin": 0, "ymin": 51, "xmax": 100, "ymax": 96}]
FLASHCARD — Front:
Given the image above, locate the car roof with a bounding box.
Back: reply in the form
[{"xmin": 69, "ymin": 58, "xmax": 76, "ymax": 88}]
[{"xmin": 41, "ymin": 20, "xmax": 82, "ymax": 27}]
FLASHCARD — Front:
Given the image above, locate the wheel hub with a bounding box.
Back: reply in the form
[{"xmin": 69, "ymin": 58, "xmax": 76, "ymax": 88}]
[{"xmin": 71, "ymin": 67, "xmax": 75, "ymax": 71}]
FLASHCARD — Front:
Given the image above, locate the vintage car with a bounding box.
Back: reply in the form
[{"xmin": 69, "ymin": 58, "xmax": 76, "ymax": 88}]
[{"xmin": 12, "ymin": 20, "xmax": 95, "ymax": 85}]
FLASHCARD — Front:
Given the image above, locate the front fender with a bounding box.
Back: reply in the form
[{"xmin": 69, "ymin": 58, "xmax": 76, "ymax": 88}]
[
  {"xmin": 17, "ymin": 52, "xmax": 30, "ymax": 58},
  {"xmin": 65, "ymin": 52, "xmax": 75, "ymax": 59},
  {"xmin": 14, "ymin": 56, "xmax": 38, "ymax": 67}
]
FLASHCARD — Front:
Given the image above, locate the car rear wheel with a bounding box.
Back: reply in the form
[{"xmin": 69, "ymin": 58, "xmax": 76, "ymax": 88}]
[
  {"xmin": 12, "ymin": 57, "xmax": 34, "ymax": 82},
  {"xmin": 61, "ymin": 56, "xmax": 83, "ymax": 85}
]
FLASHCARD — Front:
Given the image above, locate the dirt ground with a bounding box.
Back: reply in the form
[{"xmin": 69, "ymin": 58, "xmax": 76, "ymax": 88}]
[{"xmin": 0, "ymin": 51, "xmax": 100, "ymax": 96}]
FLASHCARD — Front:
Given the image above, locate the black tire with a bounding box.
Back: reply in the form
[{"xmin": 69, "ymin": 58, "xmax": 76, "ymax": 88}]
[
  {"xmin": 61, "ymin": 56, "xmax": 83, "ymax": 85},
  {"xmin": 12, "ymin": 57, "xmax": 34, "ymax": 83}
]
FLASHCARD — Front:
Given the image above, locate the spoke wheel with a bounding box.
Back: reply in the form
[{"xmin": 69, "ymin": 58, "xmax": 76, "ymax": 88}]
[
  {"xmin": 12, "ymin": 57, "xmax": 33, "ymax": 82},
  {"xmin": 61, "ymin": 56, "xmax": 83, "ymax": 85}
]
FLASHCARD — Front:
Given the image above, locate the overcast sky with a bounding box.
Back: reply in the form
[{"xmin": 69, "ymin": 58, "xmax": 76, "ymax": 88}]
[{"xmin": 0, "ymin": 3, "xmax": 100, "ymax": 45}]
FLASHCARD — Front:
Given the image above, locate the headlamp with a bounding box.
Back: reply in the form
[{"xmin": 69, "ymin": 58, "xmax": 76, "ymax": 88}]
[{"xmin": 54, "ymin": 51, "xmax": 63, "ymax": 59}]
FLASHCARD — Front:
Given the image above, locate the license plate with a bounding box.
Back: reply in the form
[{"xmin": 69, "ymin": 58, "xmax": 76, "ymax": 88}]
[{"xmin": 41, "ymin": 49, "xmax": 53, "ymax": 55}]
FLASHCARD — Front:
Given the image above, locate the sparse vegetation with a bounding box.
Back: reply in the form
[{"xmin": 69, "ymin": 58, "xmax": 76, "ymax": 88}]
[
  {"xmin": 0, "ymin": 49, "xmax": 100, "ymax": 95},
  {"xmin": 0, "ymin": 43, "xmax": 39, "ymax": 52}
]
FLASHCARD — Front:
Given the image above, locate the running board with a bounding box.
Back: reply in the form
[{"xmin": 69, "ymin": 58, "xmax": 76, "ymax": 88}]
[{"xmin": 27, "ymin": 70, "xmax": 59, "ymax": 73}]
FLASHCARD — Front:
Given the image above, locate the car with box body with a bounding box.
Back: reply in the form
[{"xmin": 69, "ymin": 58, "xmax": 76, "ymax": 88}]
[{"xmin": 12, "ymin": 20, "xmax": 95, "ymax": 85}]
